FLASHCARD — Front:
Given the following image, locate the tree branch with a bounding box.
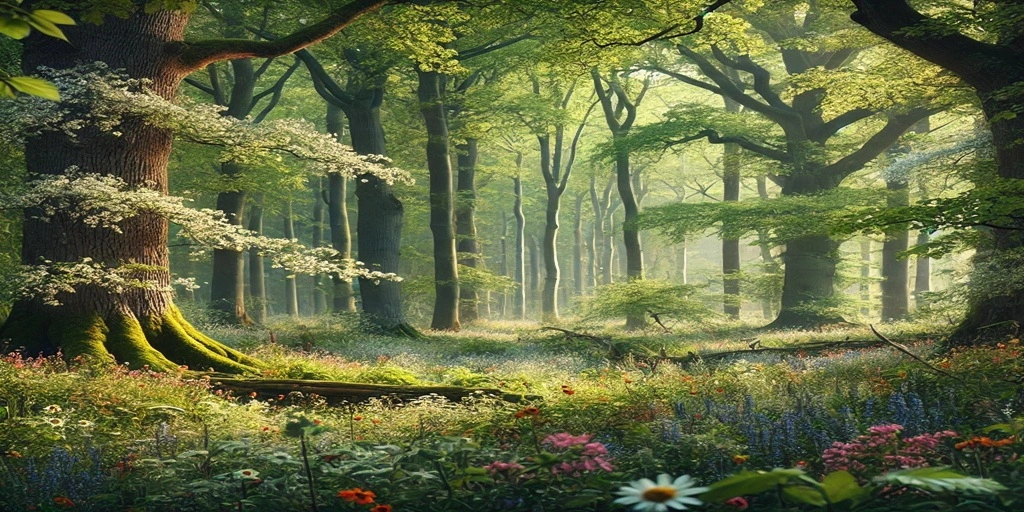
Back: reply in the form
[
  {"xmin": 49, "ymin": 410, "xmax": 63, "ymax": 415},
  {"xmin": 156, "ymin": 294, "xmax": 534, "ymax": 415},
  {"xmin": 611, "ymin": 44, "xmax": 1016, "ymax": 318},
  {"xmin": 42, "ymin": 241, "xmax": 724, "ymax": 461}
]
[
  {"xmin": 594, "ymin": 0, "xmax": 735, "ymax": 48},
  {"xmin": 175, "ymin": 0, "xmax": 391, "ymax": 74},
  {"xmin": 822, "ymin": 108, "xmax": 933, "ymax": 182},
  {"xmin": 812, "ymin": 108, "xmax": 875, "ymax": 142},
  {"xmin": 252, "ymin": 58, "xmax": 302, "ymax": 123},
  {"xmin": 667, "ymin": 129, "xmax": 791, "ymax": 162}
]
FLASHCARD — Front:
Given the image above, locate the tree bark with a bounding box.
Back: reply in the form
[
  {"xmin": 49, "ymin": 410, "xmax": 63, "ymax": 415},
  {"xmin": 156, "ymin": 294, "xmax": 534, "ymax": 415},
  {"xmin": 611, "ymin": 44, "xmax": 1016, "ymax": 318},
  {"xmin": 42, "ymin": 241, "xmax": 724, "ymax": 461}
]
[
  {"xmin": 881, "ymin": 181, "xmax": 910, "ymax": 321},
  {"xmin": 914, "ymin": 231, "xmax": 930, "ymax": 308},
  {"xmin": 4, "ymin": 10, "xmax": 262, "ymax": 373},
  {"xmin": 512, "ymin": 172, "xmax": 527, "ymax": 320},
  {"xmin": 248, "ymin": 195, "xmax": 268, "ymax": 323},
  {"xmin": 310, "ymin": 176, "xmax": 328, "ymax": 314},
  {"xmin": 325, "ymin": 104, "xmax": 356, "ymax": 313},
  {"xmin": 455, "ymin": 138, "xmax": 479, "ymax": 322},
  {"xmin": 860, "ymin": 239, "xmax": 872, "ymax": 317},
  {"xmin": 498, "ymin": 211, "xmax": 509, "ymax": 317},
  {"xmin": 573, "ymin": 194, "xmax": 585, "ymax": 295},
  {"xmin": 417, "ymin": 69, "xmax": 460, "ymax": 331},
  {"xmin": 541, "ymin": 174, "xmax": 562, "ymax": 321},
  {"xmin": 722, "ymin": 97, "xmax": 742, "ymax": 319},
  {"xmin": 283, "ymin": 203, "xmax": 299, "ymax": 318}
]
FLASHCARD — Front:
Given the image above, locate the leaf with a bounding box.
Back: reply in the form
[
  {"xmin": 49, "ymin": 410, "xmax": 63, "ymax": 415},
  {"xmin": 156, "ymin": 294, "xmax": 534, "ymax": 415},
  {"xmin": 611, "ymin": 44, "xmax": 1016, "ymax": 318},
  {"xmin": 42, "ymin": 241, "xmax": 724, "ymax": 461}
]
[
  {"xmin": 702, "ymin": 468, "xmax": 807, "ymax": 502},
  {"xmin": 0, "ymin": 17, "xmax": 31, "ymax": 39},
  {"xmin": 820, "ymin": 470, "xmax": 867, "ymax": 504},
  {"xmin": 0, "ymin": 81, "xmax": 15, "ymax": 99},
  {"xmin": 5, "ymin": 77, "xmax": 60, "ymax": 100},
  {"xmin": 876, "ymin": 467, "xmax": 1008, "ymax": 494},
  {"xmin": 147, "ymin": 405, "xmax": 186, "ymax": 413},
  {"xmin": 29, "ymin": 10, "xmax": 75, "ymax": 26},
  {"xmin": 782, "ymin": 484, "xmax": 828, "ymax": 506},
  {"xmin": 25, "ymin": 15, "xmax": 68, "ymax": 41}
]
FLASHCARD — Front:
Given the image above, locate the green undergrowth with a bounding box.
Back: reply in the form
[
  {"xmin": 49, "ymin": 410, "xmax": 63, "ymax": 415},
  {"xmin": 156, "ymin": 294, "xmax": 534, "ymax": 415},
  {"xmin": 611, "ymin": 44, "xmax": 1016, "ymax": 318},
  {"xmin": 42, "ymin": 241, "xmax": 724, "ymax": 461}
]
[{"xmin": 1, "ymin": 313, "xmax": 1020, "ymax": 511}]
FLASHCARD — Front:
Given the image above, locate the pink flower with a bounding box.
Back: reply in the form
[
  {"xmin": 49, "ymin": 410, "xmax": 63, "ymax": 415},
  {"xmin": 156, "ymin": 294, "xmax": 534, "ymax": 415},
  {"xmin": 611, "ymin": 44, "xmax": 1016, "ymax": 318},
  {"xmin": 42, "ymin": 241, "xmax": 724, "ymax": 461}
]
[{"xmin": 725, "ymin": 497, "xmax": 749, "ymax": 510}]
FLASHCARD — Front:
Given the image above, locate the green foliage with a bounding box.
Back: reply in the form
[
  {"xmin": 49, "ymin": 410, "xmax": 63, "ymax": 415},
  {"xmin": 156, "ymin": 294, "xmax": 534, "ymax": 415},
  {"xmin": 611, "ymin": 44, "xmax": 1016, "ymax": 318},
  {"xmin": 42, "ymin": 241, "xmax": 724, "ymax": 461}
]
[
  {"xmin": 0, "ymin": 1, "xmax": 73, "ymax": 100},
  {"xmin": 579, "ymin": 279, "xmax": 713, "ymax": 325},
  {"xmin": 875, "ymin": 466, "xmax": 1007, "ymax": 494}
]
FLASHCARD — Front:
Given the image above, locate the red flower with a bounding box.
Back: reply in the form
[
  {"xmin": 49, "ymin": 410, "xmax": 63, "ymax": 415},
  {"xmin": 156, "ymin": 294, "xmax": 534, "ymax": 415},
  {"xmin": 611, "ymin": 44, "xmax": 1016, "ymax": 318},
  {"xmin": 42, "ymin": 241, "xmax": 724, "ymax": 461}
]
[
  {"xmin": 725, "ymin": 497, "xmax": 749, "ymax": 510},
  {"xmin": 370, "ymin": 505, "xmax": 393, "ymax": 512},
  {"xmin": 53, "ymin": 496, "xmax": 75, "ymax": 508},
  {"xmin": 338, "ymin": 488, "xmax": 376, "ymax": 504}
]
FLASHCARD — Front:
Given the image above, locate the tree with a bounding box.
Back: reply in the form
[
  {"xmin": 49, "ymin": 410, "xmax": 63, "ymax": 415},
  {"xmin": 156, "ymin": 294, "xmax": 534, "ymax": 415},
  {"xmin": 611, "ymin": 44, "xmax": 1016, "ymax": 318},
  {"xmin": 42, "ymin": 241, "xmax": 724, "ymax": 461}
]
[
  {"xmin": 1, "ymin": 0, "xmax": 401, "ymax": 372},
  {"xmin": 849, "ymin": 0, "xmax": 1024, "ymax": 340}
]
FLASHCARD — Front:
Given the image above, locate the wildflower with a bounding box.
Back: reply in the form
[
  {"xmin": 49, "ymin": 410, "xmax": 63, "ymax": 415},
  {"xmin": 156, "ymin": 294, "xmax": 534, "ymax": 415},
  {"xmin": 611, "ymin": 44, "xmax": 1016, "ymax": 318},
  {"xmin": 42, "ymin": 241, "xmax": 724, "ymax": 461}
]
[
  {"xmin": 338, "ymin": 488, "xmax": 376, "ymax": 505},
  {"xmin": 724, "ymin": 496, "xmax": 749, "ymax": 510},
  {"xmin": 5, "ymin": 450, "xmax": 22, "ymax": 458},
  {"xmin": 43, "ymin": 405, "xmax": 62, "ymax": 413},
  {"xmin": 614, "ymin": 474, "xmax": 708, "ymax": 511},
  {"xmin": 53, "ymin": 496, "xmax": 75, "ymax": 508},
  {"xmin": 372, "ymin": 418, "xmax": 381, "ymax": 425},
  {"xmin": 77, "ymin": 420, "xmax": 94, "ymax": 428},
  {"xmin": 46, "ymin": 417, "xmax": 65, "ymax": 427},
  {"xmin": 732, "ymin": 454, "xmax": 749, "ymax": 465},
  {"xmin": 353, "ymin": 415, "xmax": 363, "ymax": 421},
  {"xmin": 562, "ymin": 385, "xmax": 575, "ymax": 395},
  {"xmin": 369, "ymin": 505, "xmax": 392, "ymax": 512},
  {"xmin": 514, "ymin": 406, "xmax": 540, "ymax": 419}
]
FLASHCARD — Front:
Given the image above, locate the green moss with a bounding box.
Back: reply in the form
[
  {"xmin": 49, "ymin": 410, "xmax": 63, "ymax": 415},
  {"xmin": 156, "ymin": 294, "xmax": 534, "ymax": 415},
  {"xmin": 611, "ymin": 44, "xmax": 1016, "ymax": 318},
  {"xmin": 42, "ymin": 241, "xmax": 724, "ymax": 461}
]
[
  {"xmin": 142, "ymin": 309, "xmax": 259, "ymax": 374},
  {"xmin": 46, "ymin": 313, "xmax": 113, "ymax": 365},
  {"xmin": 104, "ymin": 313, "xmax": 178, "ymax": 372},
  {"xmin": 169, "ymin": 306, "xmax": 264, "ymax": 368},
  {"xmin": 355, "ymin": 364, "xmax": 419, "ymax": 385}
]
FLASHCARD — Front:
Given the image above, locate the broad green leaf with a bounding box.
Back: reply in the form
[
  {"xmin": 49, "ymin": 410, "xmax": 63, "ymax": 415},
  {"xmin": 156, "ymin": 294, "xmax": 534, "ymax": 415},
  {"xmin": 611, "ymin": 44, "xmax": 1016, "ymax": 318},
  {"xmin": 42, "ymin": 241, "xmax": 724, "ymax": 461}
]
[
  {"xmin": 782, "ymin": 484, "xmax": 828, "ymax": 506},
  {"xmin": 702, "ymin": 468, "xmax": 807, "ymax": 502},
  {"xmin": 0, "ymin": 81, "xmax": 15, "ymax": 98},
  {"xmin": 25, "ymin": 16, "xmax": 68, "ymax": 41},
  {"xmin": 0, "ymin": 17, "xmax": 31, "ymax": 39},
  {"xmin": 876, "ymin": 467, "xmax": 1007, "ymax": 494},
  {"xmin": 821, "ymin": 470, "xmax": 867, "ymax": 504},
  {"xmin": 5, "ymin": 77, "xmax": 59, "ymax": 100},
  {"xmin": 29, "ymin": 10, "xmax": 75, "ymax": 26}
]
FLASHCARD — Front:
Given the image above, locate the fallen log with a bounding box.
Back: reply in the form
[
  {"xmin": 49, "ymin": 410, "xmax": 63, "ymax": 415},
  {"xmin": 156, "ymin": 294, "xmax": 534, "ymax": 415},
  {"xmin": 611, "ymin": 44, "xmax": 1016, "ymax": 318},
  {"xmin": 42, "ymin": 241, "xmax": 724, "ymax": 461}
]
[
  {"xmin": 207, "ymin": 377, "xmax": 539, "ymax": 405},
  {"xmin": 668, "ymin": 339, "xmax": 891, "ymax": 364}
]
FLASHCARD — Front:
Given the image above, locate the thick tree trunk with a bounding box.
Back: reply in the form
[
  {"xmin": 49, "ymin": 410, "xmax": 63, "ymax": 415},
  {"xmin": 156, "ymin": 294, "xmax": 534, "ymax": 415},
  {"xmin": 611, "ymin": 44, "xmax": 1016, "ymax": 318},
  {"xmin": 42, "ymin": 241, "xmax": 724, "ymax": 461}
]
[
  {"xmin": 498, "ymin": 211, "xmax": 509, "ymax": 317},
  {"xmin": 248, "ymin": 196, "xmax": 268, "ymax": 323},
  {"xmin": 881, "ymin": 180, "xmax": 910, "ymax": 320},
  {"xmin": 512, "ymin": 174, "xmax": 527, "ymax": 320},
  {"xmin": 209, "ymin": 162, "xmax": 249, "ymax": 324},
  {"xmin": 325, "ymin": 105, "xmax": 356, "ymax": 313},
  {"xmin": 614, "ymin": 150, "xmax": 645, "ymax": 329},
  {"xmin": 528, "ymin": 234, "xmax": 540, "ymax": 314},
  {"xmin": 2, "ymin": 11, "xmax": 261, "ymax": 373},
  {"xmin": 455, "ymin": 138, "xmax": 479, "ymax": 323},
  {"xmin": 283, "ymin": 203, "xmax": 299, "ymax": 318},
  {"xmin": 766, "ymin": 233, "xmax": 844, "ymax": 328},
  {"xmin": 342, "ymin": 101, "xmax": 415, "ymax": 336},
  {"xmin": 310, "ymin": 177, "xmax": 328, "ymax": 314},
  {"xmin": 417, "ymin": 69, "xmax": 460, "ymax": 331}
]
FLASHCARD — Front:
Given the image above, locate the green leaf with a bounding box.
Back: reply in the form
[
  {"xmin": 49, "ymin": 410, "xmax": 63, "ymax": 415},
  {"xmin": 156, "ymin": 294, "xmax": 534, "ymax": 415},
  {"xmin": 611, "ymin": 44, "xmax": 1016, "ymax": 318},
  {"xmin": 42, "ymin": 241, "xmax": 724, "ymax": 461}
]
[
  {"xmin": 25, "ymin": 15, "xmax": 68, "ymax": 41},
  {"xmin": 0, "ymin": 17, "xmax": 31, "ymax": 39},
  {"xmin": 876, "ymin": 467, "xmax": 1008, "ymax": 494},
  {"xmin": 782, "ymin": 484, "xmax": 828, "ymax": 506},
  {"xmin": 29, "ymin": 10, "xmax": 75, "ymax": 26},
  {"xmin": 821, "ymin": 471, "xmax": 867, "ymax": 504},
  {"xmin": 0, "ymin": 81, "xmax": 15, "ymax": 98},
  {"xmin": 702, "ymin": 468, "xmax": 808, "ymax": 502}
]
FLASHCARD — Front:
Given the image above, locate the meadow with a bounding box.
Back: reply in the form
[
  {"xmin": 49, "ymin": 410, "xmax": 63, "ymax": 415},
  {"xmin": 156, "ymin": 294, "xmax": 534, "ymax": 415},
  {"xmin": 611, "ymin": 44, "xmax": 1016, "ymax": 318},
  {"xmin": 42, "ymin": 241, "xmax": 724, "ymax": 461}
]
[{"xmin": 1, "ymin": 311, "xmax": 1020, "ymax": 511}]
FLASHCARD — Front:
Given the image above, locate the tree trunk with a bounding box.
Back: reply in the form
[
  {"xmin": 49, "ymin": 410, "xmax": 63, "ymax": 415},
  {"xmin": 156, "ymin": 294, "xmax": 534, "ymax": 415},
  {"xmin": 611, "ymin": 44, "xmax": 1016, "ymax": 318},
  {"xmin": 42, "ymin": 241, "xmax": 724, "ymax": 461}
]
[
  {"xmin": 3, "ymin": 11, "xmax": 261, "ymax": 373},
  {"xmin": 860, "ymin": 239, "xmax": 872, "ymax": 316},
  {"xmin": 498, "ymin": 211, "xmax": 509, "ymax": 317},
  {"xmin": 914, "ymin": 231, "xmax": 930, "ymax": 308},
  {"xmin": 528, "ymin": 233, "xmax": 540, "ymax": 315},
  {"xmin": 417, "ymin": 69, "xmax": 459, "ymax": 331},
  {"xmin": 248, "ymin": 195, "xmax": 268, "ymax": 324},
  {"xmin": 209, "ymin": 161, "xmax": 249, "ymax": 324},
  {"xmin": 325, "ymin": 104, "xmax": 356, "ymax": 313},
  {"xmin": 679, "ymin": 240, "xmax": 688, "ymax": 285},
  {"xmin": 455, "ymin": 138, "xmax": 479, "ymax": 323},
  {"xmin": 767, "ymin": 233, "xmax": 844, "ymax": 328},
  {"xmin": 722, "ymin": 135, "xmax": 742, "ymax": 320},
  {"xmin": 283, "ymin": 203, "xmax": 299, "ymax": 318},
  {"xmin": 512, "ymin": 173, "xmax": 526, "ymax": 320},
  {"xmin": 880, "ymin": 180, "xmax": 910, "ymax": 320},
  {"xmin": 541, "ymin": 184, "xmax": 561, "ymax": 321},
  {"xmin": 343, "ymin": 100, "xmax": 415, "ymax": 336},
  {"xmin": 573, "ymin": 194, "xmax": 584, "ymax": 295},
  {"xmin": 310, "ymin": 176, "xmax": 328, "ymax": 314}
]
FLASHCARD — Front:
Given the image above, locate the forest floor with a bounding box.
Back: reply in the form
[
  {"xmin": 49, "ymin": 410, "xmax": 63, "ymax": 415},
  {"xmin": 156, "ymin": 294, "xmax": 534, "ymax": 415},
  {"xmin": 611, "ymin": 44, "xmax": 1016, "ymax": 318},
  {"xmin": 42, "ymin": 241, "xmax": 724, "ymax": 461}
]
[{"xmin": 1, "ymin": 309, "xmax": 1021, "ymax": 511}]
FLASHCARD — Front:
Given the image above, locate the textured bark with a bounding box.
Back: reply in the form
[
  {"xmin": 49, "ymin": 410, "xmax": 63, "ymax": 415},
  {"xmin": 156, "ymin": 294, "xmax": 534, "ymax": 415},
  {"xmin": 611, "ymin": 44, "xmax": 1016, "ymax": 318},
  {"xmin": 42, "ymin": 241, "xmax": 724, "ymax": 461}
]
[
  {"xmin": 455, "ymin": 138, "xmax": 480, "ymax": 322},
  {"xmin": 3, "ymin": 10, "xmax": 262, "ymax": 373},
  {"xmin": 541, "ymin": 177, "xmax": 562, "ymax": 320},
  {"xmin": 417, "ymin": 69, "xmax": 460, "ymax": 331},
  {"xmin": 247, "ymin": 196, "xmax": 268, "ymax": 323},
  {"xmin": 325, "ymin": 105, "xmax": 356, "ymax": 313},
  {"xmin": 881, "ymin": 182, "xmax": 910, "ymax": 321},
  {"xmin": 512, "ymin": 172, "xmax": 527, "ymax": 319}
]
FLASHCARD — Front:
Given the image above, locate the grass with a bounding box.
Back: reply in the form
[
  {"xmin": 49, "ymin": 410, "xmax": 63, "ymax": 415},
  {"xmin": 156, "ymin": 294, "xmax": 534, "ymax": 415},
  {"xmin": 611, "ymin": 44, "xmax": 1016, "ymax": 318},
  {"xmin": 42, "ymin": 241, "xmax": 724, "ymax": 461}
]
[{"xmin": 1, "ymin": 312, "xmax": 1021, "ymax": 511}]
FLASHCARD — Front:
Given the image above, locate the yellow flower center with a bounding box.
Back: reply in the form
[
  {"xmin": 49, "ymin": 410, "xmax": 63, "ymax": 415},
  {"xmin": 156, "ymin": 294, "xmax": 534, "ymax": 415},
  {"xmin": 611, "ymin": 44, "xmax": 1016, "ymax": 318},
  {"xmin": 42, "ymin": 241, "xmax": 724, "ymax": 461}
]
[{"xmin": 641, "ymin": 486, "xmax": 677, "ymax": 503}]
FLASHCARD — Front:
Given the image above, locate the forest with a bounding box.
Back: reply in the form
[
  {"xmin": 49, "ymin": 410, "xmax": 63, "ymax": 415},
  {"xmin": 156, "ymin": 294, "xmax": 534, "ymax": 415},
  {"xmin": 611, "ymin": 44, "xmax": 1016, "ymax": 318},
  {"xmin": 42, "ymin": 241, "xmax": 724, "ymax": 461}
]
[{"xmin": 0, "ymin": 0, "xmax": 1022, "ymax": 510}]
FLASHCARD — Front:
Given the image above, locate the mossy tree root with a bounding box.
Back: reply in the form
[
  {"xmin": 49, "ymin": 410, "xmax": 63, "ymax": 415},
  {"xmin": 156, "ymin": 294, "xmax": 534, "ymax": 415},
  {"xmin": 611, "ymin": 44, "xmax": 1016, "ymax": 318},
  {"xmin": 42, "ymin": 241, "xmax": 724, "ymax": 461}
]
[{"xmin": 2, "ymin": 305, "xmax": 262, "ymax": 374}]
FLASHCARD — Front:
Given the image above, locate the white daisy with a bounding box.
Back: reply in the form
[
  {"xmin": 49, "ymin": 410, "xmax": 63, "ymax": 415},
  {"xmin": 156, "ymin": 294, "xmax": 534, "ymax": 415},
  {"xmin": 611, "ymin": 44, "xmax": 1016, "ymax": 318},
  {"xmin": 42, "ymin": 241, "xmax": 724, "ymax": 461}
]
[{"xmin": 614, "ymin": 473, "xmax": 708, "ymax": 512}]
